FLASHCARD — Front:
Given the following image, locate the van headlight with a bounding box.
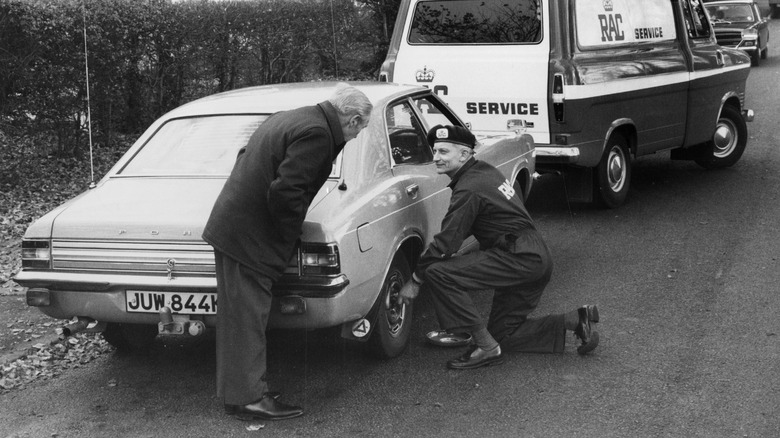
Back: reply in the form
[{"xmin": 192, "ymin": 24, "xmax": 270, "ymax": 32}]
[{"xmin": 21, "ymin": 239, "xmax": 51, "ymax": 269}]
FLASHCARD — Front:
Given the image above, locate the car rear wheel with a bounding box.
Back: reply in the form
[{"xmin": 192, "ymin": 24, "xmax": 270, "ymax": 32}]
[
  {"xmin": 102, "ymin": 323, "xmax": 158, "ymax": 352},
  {"xmin": 594, "ymin": 133, "xmax": 631, "ymax": 208},
  {"xmin": 694, "ymin": 105, "xmax": 747, "ymax": 170},
  {"xmin": 368, "ymin": 253, "xmax": 413, "ymax": 359}
]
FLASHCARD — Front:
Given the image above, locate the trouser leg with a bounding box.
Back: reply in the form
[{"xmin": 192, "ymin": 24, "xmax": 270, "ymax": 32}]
[
  {"xmin": 424, "ymin": 248, "xmax": 548, "ymax": 333},
  {"xmin": 215, "ymin": 252, "xmax": 273, "ymax": 405},
  {"xmin": 489, "ymin": 284, "xmax": 566, "ymax": 354},
  {"xmin": 424, "ymin": 245, "xmax": 565, "ymax": 353}
]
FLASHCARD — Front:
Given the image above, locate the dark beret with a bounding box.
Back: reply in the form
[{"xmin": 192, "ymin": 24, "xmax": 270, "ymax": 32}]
[{"xmin": 426, "ymin": 124, "xmax": 476, "ymax": 149}]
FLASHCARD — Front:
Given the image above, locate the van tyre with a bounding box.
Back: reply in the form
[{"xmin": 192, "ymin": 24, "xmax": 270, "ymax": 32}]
[
  {"xmin": 595, "ymin": 133, "xmax": 631, "ymax": 208},
  {"xmin": 368, "ymin": 253, "xmax": 413, "ymax": 359},
  {"xmin": 103, "ymin": 322, "xmax": 158, "ymax": 353},
  {"xmin": 694, "ymin": 105, "xmax": 747, "ymax": 169}
]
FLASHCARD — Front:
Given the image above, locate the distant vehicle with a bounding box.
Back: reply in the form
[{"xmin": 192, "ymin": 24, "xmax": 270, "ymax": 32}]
[
  {"xmin": 14, "ymin": 82, "xmax": 535, "ymax": 357},
  {"xmin": 704, "ymin": 0, "xmax": 770, "ymax": 66}
]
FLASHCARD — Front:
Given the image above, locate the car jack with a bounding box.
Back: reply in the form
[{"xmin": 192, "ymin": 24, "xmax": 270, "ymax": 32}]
[{"xmin": 158, "ymin": 307, "xmax": 206, "ymax": 337}]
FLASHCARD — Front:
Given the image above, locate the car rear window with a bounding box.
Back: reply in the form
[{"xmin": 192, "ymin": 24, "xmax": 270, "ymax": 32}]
[
  {"xmin": 408, "ymin": 0, "xmax": 542, "ymax": 44},
  {"xmin": 118, "ymin": 115, "xmax": 267, "ymax": 176}
]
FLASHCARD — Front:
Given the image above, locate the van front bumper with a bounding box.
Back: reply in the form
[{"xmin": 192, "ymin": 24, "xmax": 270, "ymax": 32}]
[{"xmin": 534, "ymin": 146, "xmax": 581, "ymax": 164}]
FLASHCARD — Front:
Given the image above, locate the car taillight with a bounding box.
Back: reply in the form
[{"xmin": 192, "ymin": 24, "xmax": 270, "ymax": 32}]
[
  {"xmin": 21, "ymin": 239, "xmax": 51, "ymax": 269},
  {"xmin": 300, "ymin": 243, "xmax": 340, "ymax": 276}
]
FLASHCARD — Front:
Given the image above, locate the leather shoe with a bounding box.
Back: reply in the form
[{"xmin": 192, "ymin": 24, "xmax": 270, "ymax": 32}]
[
  {"xmin": 225, "ymin": 393, "xmax": 303, "ymax": 421},
  {"xmin": 447, "ymin": 345, "xmax": 504, "ymax": 370},
  {"xmin": 574, "ymin": 305, "xmax": 600, "ymax": 355},
  {"xmin": 224, "ymin": 391, "xmax": 280, "ymax": 414}
]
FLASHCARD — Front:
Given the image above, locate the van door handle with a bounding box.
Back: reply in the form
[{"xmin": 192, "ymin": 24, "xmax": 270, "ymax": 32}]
[
  {"xmin": 406, "ymin": 184, "xmax": 419, "ymax": 199},
  {"xmin": 715, "ymin": 50, "xmax": 725, "ymax": 67}
]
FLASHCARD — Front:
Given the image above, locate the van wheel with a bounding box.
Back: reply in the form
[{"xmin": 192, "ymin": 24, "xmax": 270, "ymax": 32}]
[
  {"xmin": 694, "ymin": 105, "xmax": 747, "ymax": 169},
  {"xmin": 103, "ymin": 323, "xmax": 158, "ymax": 352},
  {"xmin": 368, "ymin": 253, "xmax": 413, "ymax": 359},
  {"xmin": 594, "ymin": 133, "xmax": 631, "ymax": 208}
]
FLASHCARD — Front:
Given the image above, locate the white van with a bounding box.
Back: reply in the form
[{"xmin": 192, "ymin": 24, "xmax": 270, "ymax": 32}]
[{"xmin": 380, "ymin": 0, "xmax": 754, "ymax": 207}]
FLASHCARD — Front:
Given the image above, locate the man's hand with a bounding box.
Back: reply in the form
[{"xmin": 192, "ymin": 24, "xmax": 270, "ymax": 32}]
[{"xmin": 398, "ymin": 280, "xmax": 420, "ymax": 306}]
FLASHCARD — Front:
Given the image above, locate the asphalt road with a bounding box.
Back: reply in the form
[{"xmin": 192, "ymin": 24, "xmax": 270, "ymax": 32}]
[{"xmin": 3, "ymin": 23, "xmax": 780, "ymax": 438}]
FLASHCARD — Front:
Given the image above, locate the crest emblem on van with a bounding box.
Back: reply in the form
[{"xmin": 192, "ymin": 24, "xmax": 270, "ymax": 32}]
[
  {"xmin": 603, "ymin": 0, "xmax": 613, "ymax": 11},
  {"xmin": 415, "ymin": 66, "xmax": 435, "ymax": 83}
]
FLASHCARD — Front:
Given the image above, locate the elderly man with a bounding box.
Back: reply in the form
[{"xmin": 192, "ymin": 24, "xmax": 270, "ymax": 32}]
[
  {"xmin": 203, "ymin": 83, "xmax": 372, "ymax": 420},
  {"xmin": 399, "ymin": 124, "xmax": 600, "ymax": 370}
]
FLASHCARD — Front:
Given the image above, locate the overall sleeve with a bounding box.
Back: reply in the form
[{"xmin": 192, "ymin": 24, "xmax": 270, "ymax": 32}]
[
  {"xmin": 266, "ymin": 127, "xmax": 332, "ymax": 245},
  {"xmin": 415, "ymin": 189, "xmax": 481, "ymax": 280}
]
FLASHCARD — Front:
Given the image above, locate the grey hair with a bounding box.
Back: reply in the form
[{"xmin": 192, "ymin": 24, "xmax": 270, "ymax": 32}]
[{"xmin": 328, "ymin": 82, "xmax": 373, "ymax": 120}]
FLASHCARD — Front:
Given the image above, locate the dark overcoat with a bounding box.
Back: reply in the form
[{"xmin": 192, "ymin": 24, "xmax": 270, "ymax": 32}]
[{"xmin": 202, "ymin": 101, "xmax": 346, "ymax": 279}]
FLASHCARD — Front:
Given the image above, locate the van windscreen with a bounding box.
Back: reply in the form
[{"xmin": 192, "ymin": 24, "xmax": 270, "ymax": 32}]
[{"xmin": 409, "ymin": 0, "xmax": 542, "ymax": 44}]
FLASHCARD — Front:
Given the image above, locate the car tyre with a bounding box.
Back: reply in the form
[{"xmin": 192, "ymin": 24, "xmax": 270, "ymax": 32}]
[
  {"xmin": 694, "ymin": 105, "xmax": 747, "ymax": 170},
  {"xmin": 368, "ymin": 252, "xmax": 413, "ymax": 359},
  {"xmin": 751, "ymin": 48, "xmax": 760, "ymax": 66},
  {"xmin": 594, "ymin": 133, "xmax": 631, "ymax": 208},
  {"xmin": 102, "ymin": 323, "xmax": 158, "ymax": 353}
]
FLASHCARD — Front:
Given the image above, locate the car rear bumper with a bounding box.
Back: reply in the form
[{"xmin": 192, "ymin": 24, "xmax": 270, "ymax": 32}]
[{"xmin": 15, "ymin": 270, "xmax": 356, "ymax": 329}]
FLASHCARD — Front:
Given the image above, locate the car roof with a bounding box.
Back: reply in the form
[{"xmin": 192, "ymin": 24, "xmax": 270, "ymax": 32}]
[{"xmin": 165, "ymin": 81, "xmax": 426, "ymax": 118}]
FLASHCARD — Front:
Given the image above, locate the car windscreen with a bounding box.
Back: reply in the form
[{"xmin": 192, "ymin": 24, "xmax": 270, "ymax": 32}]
[
  {"xmin": 118, "ymin": 115, "xmax": 268, "ymax": 176},
  {"xmin": 408, "ymin": 0, "xmax": 542, "ymax": 44},
  {"xmin": 705, "ymin": 4, "xmax": 755, "ymax": 22}
]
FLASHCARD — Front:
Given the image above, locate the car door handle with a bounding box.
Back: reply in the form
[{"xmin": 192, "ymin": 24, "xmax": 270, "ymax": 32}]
[{"xmin": 406, "ymin": 184, "xmax": 419, "ymax": 199}]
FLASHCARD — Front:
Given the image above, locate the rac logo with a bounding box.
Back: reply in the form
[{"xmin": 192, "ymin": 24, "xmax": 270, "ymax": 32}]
[{"xmin": 598, "ymin": 13, "xmax": 625, "ymax": 42}]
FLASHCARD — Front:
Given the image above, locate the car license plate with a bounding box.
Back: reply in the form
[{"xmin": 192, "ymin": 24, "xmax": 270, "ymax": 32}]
[{"xmin": 126, "ymin": 290, "xmax": 217, "ymax": 315}]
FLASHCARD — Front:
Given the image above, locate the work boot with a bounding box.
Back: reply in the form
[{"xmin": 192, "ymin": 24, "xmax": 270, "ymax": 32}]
[{"xmin": 574, "ymin": 305, "xmax": 600, "ymax": 355}]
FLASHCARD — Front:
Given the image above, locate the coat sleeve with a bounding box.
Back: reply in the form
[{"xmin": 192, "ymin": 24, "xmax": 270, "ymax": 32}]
[
  {"xmin": 415, "ymin": 188, "xmax": 481, "ymax": 280},
  {"xmin": 266, "ymin": 126, "xmax": 332, "ymax": 244}
]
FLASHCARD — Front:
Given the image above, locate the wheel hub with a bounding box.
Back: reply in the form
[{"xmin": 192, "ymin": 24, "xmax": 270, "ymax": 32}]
[
  {"xmin": 383, "ymin": 273, "xmax": 406, "ymax": 336},
  {"xmin": 607, "ymin": 148, "xmax": 626, "ymax": 191},
  {"xmin": 713, "ymin": 122, "xmax": 736, "ymax": 158}
]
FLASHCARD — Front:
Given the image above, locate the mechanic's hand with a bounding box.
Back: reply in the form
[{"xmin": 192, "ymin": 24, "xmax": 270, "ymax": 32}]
[{"xmin": 398, "ymin": 280, "xmax": 420, "ymax": 306}]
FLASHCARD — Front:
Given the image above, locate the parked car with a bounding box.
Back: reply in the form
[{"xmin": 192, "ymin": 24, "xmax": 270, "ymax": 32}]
[
  {"xmin": 14, "ymin": 82, "xmax": 535, "ymax": 357},
  {"xmin": 704, "ymin": 0, "xmax": 770, "ymax": 66}
]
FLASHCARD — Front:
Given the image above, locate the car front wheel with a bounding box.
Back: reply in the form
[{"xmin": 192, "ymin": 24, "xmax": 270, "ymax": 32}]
[
  {"xmin": 594, "ymin": 133, "xmax": 631, "ymax": 208},
  {"xmin": 368, "ymin": 253, "xmax": 413, "ymax": 359},
  {"xmin": 694, "ymin": 105, "xmax": 747, "ymax": 169},
  {"xmin": 751, "ymin": 47, "xmax": 761, "ymax": 66}
]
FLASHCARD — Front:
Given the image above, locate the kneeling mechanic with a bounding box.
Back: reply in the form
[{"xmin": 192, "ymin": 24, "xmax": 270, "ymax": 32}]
[{"xmin": 398, "ymin": 124, "xmax": 600, "ymax": 369}]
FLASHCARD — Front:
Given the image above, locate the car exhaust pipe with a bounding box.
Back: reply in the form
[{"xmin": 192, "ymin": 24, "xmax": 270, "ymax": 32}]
[{"xmin": 55, "ymin": 317, "xmax": 106, "ymax": 339}]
